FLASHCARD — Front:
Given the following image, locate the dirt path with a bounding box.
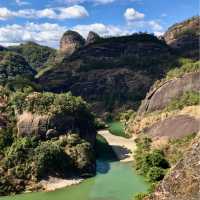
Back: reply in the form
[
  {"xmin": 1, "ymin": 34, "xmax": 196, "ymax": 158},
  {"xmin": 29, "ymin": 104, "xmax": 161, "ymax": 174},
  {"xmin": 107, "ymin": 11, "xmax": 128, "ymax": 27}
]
[{"xmin": 98, "ymin": 130, "xmax": 136, "ymax": 162}]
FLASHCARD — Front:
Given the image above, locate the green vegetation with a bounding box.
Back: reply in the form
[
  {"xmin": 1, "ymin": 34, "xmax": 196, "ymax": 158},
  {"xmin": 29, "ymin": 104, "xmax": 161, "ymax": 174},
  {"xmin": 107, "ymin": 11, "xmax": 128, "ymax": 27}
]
[
  {"xmin": 166, "ymin": 59, "xmax": 200, "ymax": 79},
  {"xmin": 0, "ymin": 51, "xmax": 36, "ymax": 87},
  {"xmin": 165, "ymin": 91, "xmax": 200, "ymax": 111},
  {"xmin": 8, "ymin": 42, "xmax": 56, "ymax": 70},
  {"xmin": 163, "ymin": 133, "xmax": 196, "ymax": 165},
  {"xmin": 134, "ymin": 137, "xmax": 169, "ymax": 182},
  {"xmin": 0, "ymin": 89, "xmax": 96, "ymax": 196}
]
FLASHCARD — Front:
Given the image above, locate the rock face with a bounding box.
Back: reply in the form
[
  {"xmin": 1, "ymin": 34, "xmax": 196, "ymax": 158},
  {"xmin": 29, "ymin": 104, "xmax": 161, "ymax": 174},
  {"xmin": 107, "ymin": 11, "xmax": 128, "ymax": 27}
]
[
  {"xmin": 138, "ymin": 72, "xmax": 200, "ymax": 115},
  {"xmin": 145, "ymin": 136, "xmax": 200, "ymax": 200},
  {"xmin": 86, "ymin": 31, "xmax": 101, "ymax": 45},
  {"xmin": 145, "ymin": 115, "xmax": 200, "ymax": 139},
  {"xmin": 17, "ymin": 112, "xmax": 96, "ymax": 145},
  {"xmin": 60, "ymin": 30, "xmax": 85, "ymax": 55},
  {"xmin": 164, "ymin": 16, "xmax": 200, "ymax": 59},
  {"xmin": 39, "ymin": 33, "xmax": 174, "ymax": 113}
]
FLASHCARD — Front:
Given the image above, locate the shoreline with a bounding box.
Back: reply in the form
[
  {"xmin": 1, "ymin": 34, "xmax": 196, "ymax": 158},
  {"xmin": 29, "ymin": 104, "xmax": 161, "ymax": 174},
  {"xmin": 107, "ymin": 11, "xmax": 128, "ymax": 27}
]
[
  {"xmin": 98, "ymin": 130, "xmax": 136, "ymax": 162},
  {"xmin": 40, "ymin": 176, "xmax": 84, "ymax": 192}
]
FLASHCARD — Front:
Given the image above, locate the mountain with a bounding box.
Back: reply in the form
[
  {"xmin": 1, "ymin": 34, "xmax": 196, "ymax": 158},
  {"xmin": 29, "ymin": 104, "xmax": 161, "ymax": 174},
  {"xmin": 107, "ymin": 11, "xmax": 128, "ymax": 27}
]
[
  {"xmin": 0, "ymin": 51, "xmax": 36, "ymax": 87},
  {"xmin": 164, "ymin": 16, "xmax": 199, "ymax": 59},
  {"xmin": 38, "ymin": 32, "xmax": 176, "ymax": 114},
  {"xmin": 8, "ymin": 42, "xmax": 56, "ymax": 71}
]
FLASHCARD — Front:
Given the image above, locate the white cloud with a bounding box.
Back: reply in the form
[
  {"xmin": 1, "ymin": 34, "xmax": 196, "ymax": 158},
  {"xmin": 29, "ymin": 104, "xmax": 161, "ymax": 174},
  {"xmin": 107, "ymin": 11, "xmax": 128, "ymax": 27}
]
[
  {"xmin": 124, "ymin": 8, "xmax": 144, "ymax": 21},
  {"xmin": 0, "ymin": 22, "xmax": 133, "ymax": 48},
  {"xmin": 15, "ymin": 0, "xmax": 30, "ymax": 6},
  {"xmin": 148, "ymin": 20, "xmax": 163, "ymax": 31},
  {"xmin": 0, "ymin": 23, "xmax": 67, "ymax": 47},
  {"xmin": 0, "ymin": 8, "xmax": 13, "ymax": 20},
  {"xmin": 0, "ymin": 5, "xmax": 89, "ymax": 20},
  {"xmin": 62, "ymin": 0, "xmax": 115, "ymax": 5},
  {"xmin": 73, "ymin": 23, "xmax": 132, "ymax": 38},
  {"xmin": 57, "ymin": 5, "xmax": 89, "ymax": 19}
]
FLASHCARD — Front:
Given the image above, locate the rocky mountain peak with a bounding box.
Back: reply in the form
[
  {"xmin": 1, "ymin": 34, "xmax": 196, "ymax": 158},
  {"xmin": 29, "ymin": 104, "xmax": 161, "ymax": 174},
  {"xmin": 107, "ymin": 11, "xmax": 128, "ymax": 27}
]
[
  {"xmin": 86, "ymin": 31, "xmax": 101, "ymax": 45},
  {"xmin": 60, "ymin": 30, "xmax": 85, "ymax": 55},
  {"xmin": 164, "ymin": 16, "xmax": 200, "ymax": 58}
]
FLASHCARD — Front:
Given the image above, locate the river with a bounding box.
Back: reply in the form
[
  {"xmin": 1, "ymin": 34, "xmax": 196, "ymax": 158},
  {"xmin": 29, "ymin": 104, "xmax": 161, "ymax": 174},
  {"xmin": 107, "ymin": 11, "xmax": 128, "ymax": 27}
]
[{"xmin": 0, "ymin": 160, "xmax": 149, "ymax": 200}]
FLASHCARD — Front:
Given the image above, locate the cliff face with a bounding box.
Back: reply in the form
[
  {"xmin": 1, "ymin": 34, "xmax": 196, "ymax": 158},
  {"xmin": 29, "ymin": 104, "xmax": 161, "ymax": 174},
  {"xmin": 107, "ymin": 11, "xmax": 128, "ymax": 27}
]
[
  {"xmin": 60, "ymin": 30, "xmax": 85, "ymax": 55},
  {"xmin": 38, "ymin": 33, "xmax": 174, "ymax": 113},
  {"xmin": 138, "ymin": 71, "xmax": 200, "ymax": 115},
  {"xmin": 164, "ymin": 16, "xmax": 200, "ymax": 59},
  {"xmin": 145, "ymin": 136, "xmax": 200, "ymax": 200}
]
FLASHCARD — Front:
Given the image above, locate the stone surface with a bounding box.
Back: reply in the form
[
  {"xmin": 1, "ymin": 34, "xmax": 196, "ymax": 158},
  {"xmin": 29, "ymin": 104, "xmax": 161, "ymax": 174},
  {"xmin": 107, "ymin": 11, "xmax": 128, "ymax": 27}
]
[
  {"xmin": 144, "ymin": 115, "xmax": 200, "ymax": 139},
  {"xmin": 39, "ymin": 33, "xmax": 173, "ymax": 113},
  {"xmin": 164, "ymin": 16, "xmax": 200, "ymax": 58},
  {"xmin": 86, "ymin": 31, "xmax": 101, "ymax": 45},
  {"xmin": 17, "ymin": 112, "xmax": 96, "ymax": 145},
  {"xmin": 138, "ymin": 72, "xmax": 200, "ymax": 115},
  {"xmin": 145, "ymin": 136, "xmax": 200, "ymax": 200},
  {"xmin": 60, "ymin": 30, "xmax": 85, "ymax": 55}
]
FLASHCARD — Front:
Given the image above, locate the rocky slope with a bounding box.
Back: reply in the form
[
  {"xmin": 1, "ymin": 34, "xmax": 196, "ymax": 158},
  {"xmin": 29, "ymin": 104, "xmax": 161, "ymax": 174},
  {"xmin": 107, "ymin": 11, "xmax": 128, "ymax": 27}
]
[
  {"xmin": 138, "ymin": 71, "xmax": 200, "ymax": 115},
  {"xmin": 164, "ymin": 16, "xmax": 199, "ymax": 59},
  {"xmin": 144, "ymin": 136, "xmax": 200, "ymax": 200},
  {"xmin": 38, "ymin": 33, "xmax": 175, "ymax": 113}
]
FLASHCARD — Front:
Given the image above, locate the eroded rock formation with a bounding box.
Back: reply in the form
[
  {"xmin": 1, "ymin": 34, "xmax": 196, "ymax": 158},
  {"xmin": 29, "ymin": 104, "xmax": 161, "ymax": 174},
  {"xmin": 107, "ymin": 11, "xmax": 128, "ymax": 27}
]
[{"xmin": 60, "ymin": 30, "xmax": 85, "ymax": 55}]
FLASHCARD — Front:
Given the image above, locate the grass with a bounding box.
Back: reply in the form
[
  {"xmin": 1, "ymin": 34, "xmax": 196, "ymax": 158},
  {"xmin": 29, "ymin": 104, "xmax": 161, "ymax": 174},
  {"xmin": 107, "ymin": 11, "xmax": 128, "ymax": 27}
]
[
  {"xmin": 107, "ymin": 121, "xmax": 128, "ymax": 138},
  {"xmin": 95, "ymin": 134, "xmax": 117, "ymax": 161}
]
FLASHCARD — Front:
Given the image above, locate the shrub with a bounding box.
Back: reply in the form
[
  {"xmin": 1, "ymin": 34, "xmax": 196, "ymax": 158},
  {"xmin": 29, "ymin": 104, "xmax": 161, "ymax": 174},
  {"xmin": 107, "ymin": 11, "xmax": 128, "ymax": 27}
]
[
  {"xmin": 147, "ymin": 167, "xmax": 165, "ymax": 182},
  {"xmin": 166, "ymin": 91, "xmax": 200, "ymax": 111},
  {"xmin": 34, "ymin": 140, "xmax": 70, "ymax": 179}
]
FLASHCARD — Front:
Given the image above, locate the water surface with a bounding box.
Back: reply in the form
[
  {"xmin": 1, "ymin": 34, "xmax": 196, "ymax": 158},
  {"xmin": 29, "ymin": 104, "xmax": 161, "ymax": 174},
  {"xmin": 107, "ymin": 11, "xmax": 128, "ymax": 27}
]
[{"xmin": 1, "ymin": 161, "xmax": 149, "ymax": 200}]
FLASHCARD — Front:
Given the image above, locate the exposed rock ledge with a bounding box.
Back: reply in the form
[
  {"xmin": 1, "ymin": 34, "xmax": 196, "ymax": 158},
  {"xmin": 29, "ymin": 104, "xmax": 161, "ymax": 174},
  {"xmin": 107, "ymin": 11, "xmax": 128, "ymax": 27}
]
[{"xmin": 138, "ymin": 72, "xmax": 200, "ymax": 115}]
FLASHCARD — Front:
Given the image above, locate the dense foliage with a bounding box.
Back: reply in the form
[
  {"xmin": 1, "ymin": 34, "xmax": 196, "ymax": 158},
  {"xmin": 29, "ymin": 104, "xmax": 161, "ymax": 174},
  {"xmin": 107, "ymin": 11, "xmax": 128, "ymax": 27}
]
[
  {"xmin": 0, "ymin": 51, "xmax": 36, "ymax": 87},
  {"xmin": 134, "ymin": 137, "xmax": 169, "ymax": 182},
  {"xmin": 8, "ymin": 42, "xmax": 56, "ymax": 70}
]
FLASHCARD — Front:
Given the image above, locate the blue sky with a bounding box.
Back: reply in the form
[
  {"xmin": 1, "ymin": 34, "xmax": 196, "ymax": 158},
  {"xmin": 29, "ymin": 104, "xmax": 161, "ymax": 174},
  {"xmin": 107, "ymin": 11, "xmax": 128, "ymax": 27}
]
[{"xmin": 0, "ymin": 0, "xmax": 198, "ymax": 47}]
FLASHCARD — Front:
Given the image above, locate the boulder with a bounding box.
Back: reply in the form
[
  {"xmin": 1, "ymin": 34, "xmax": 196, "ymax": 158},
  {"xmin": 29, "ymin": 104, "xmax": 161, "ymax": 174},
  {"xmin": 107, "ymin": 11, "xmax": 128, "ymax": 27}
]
[
  {"xmin": 86, "ymin": 31, "xmax": 101, "ymax": 45},
  {"xmin": 144, "ymin": 115, "xmax": 200, "ymax": 139},
  {"xmin": 138, "ymin": 72, "xmax": 200, "ymax": 115},
  {"xmin": 60, "ymin": 30, "xmax": 85, "ymax": 55}
]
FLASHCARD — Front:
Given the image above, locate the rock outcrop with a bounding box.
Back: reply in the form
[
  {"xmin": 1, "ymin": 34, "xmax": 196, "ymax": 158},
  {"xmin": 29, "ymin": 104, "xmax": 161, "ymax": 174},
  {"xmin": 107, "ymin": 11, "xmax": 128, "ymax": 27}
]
[
  {"xmin": 144, "ymin": 115, "xmax": 200, "ymax": 139},
  {"xmin": 145, "ymin": 136, "xmax": 200, "ymax": 200},
  {"xmin": 39, "ymin": 33, "xmax": 174, "ymax": 113},
  {"xmin": 86, "ymin": 31, "xmax": 101, "ymax": 45},
  {"xmin": 164, "ymin": 16, "xmax": 200, "ymax": 59},
  {"xmin": 138, "ymin": 72, "xmax": 200, "ymax": 115},
  {"xmin": 17, "ymin": 111, "xmax": 96, "ymax": 145},
  {"xmin": 60, "ymin": 30, "xmax": 85, "ymax": 55}
]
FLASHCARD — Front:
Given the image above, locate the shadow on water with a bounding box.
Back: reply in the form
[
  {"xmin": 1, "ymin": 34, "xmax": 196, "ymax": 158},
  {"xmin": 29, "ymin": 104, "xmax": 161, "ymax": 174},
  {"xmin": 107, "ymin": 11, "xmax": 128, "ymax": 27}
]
[{"xmin": 111, "ymin": 145, "xmax": 131, "ymax": 160}]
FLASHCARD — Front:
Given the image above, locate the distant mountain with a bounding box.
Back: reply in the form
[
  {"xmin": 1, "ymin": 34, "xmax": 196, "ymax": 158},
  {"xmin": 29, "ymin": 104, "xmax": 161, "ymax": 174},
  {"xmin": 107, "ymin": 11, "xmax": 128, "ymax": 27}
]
[{"xmin": 8, "ymin": 42, "xmax": 56, "ymax": 71}]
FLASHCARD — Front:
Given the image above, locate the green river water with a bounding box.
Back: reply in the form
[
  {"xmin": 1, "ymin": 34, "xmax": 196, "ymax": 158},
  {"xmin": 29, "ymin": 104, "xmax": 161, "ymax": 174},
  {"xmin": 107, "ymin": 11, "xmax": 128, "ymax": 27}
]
[{"xmin": 0, "ymin": 160, "xmax": 149, "ymax": 200}]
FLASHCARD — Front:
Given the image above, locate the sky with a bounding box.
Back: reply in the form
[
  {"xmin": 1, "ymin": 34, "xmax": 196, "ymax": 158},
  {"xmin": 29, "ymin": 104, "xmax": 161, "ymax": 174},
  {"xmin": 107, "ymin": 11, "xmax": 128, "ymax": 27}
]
[{"xmin": 0, "ymin": 0, "xmax": 198, "ymax": 48}]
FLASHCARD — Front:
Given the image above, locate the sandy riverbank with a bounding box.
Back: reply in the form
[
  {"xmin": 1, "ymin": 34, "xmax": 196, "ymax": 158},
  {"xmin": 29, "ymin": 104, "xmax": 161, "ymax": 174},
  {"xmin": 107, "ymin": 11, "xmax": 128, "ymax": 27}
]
[
  {"xmin": 98, "ymin": 130, "xmax": 136, "ymax": 162},
  {"xmin": 40, "ymin": 177, "xmax": 83, "ymax": 191}
]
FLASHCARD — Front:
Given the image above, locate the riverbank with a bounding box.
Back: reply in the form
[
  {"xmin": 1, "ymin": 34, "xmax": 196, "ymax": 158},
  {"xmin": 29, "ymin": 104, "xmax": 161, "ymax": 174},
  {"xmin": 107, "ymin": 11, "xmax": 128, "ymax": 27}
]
[
  {"xmin": 98, "ymin": 130, "xmax": 136, "ymax": 162},
  {"xmin": 40, "ymin": 177, "xmax": 83, "ymax": 192}
]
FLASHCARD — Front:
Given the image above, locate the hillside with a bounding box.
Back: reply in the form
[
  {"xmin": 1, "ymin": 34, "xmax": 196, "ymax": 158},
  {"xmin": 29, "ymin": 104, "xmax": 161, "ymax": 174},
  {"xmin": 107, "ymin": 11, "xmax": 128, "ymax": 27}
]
[
  {"xmin": 38, "ymin": 33, "xmax": 176, "ymax": 114},
  {"xmin": 8, "ymin": 42, "xmax": 56, "ymax": 71},
  {"xmin": 164, "ymin": 16, "xmax": 199, "ymax": 59}
]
